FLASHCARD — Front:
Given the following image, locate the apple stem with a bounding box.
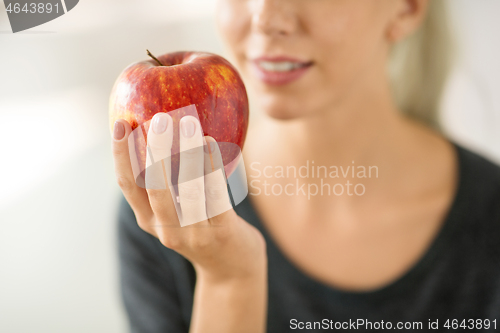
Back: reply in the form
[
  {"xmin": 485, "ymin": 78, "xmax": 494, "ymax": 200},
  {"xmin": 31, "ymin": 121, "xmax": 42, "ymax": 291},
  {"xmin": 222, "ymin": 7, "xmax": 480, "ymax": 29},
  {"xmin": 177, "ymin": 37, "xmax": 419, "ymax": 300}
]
[{"xmin": 146, "ymin": 49, "xmax": 164, "ymax": 66}]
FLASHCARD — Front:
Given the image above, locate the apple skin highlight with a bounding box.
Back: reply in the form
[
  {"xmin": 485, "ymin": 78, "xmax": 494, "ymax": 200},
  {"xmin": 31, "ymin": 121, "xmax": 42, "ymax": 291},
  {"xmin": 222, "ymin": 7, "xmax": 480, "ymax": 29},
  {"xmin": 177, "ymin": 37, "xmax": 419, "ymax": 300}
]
[{"xmin": 109, "ymin": 51, "xmax": 249, "ymax": 182}]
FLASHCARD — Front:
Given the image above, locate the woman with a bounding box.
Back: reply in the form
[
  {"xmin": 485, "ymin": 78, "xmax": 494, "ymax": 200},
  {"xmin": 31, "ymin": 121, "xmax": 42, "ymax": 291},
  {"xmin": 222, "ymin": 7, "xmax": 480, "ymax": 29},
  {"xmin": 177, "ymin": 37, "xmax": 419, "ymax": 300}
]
[{"xmin": 112, "ymin": 0, "xmax": 500, "ymax": 332}]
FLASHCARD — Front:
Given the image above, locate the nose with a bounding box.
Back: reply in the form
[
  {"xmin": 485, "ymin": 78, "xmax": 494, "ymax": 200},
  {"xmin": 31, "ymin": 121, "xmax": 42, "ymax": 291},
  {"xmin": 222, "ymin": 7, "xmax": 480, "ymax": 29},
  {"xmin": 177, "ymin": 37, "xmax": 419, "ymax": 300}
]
[{"xmin": 251, "ymin": 0, "xmax": 297, "ymax": 37}]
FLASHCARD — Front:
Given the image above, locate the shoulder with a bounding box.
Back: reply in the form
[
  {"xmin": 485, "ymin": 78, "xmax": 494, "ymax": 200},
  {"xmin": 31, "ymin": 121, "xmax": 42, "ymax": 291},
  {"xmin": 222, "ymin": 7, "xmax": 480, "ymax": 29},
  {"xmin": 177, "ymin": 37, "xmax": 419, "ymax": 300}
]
[
  {"xmin": 452, "ymin": 144, "xmax": 500, "ymax": 257},
  {"xmin": 455, "ymin": 144, "xmax": 500, "ymax": 215}
]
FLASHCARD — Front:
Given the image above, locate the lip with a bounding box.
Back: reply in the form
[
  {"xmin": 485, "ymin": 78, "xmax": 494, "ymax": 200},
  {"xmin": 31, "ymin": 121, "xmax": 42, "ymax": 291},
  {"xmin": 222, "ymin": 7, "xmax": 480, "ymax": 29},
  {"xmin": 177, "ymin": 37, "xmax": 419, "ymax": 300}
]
[{"xmin": 251, "ymin": 56, "xmax": 313, "ymax": 86}]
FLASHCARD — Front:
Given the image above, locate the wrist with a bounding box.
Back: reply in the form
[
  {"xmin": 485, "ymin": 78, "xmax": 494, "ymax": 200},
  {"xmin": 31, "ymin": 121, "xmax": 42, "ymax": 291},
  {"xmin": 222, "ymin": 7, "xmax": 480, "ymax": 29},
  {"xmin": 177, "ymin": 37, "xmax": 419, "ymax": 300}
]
[
  {"xmin": 194, "ymin": 258, "xmax": 267, "ymax": 286},
  {"xmin": 190, "ymin": 260, "xmax": 268, "ymax": 333}
]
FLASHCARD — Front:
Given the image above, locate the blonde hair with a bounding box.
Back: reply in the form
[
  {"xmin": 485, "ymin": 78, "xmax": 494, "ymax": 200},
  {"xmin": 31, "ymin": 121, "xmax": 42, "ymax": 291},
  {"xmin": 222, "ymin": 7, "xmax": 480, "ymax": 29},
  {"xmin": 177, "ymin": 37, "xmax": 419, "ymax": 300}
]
[{"xmin": 388, "ymin": 0, "xmax": 453, "ymax": 130}]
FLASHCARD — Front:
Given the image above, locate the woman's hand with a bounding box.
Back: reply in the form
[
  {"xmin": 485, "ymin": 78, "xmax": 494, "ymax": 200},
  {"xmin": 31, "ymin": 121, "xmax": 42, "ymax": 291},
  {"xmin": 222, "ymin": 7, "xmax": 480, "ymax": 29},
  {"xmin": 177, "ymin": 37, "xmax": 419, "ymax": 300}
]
[
  {"xmin": 112, "ymin": 113, "xmax": 266, "ymax": 283},
  {"xmin": 113, "ymin": 113, "xmax": 267, "ymax": 332}
]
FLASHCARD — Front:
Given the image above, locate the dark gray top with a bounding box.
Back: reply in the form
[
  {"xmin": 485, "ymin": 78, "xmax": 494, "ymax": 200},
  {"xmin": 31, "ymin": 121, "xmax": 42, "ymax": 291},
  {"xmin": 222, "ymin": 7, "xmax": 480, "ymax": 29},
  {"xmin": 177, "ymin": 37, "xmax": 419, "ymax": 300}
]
[{"xmin": 117, "ymin": 144, "xmax": 500, "ymax": 332}]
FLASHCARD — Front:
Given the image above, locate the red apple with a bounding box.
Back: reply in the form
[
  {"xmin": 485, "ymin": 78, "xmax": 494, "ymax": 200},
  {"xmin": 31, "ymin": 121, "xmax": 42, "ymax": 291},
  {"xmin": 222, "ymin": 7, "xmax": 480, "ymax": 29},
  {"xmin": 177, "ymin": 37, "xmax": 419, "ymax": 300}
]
[{"xmin": 109, "ymin": 51, "xmax": 249, "ymax": 187}]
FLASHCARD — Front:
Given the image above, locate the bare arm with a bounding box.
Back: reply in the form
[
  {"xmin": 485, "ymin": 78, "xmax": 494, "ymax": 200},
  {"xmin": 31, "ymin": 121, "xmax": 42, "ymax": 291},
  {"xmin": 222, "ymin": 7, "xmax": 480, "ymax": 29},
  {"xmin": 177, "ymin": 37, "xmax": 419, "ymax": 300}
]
[{"xmin": 190, "ymin": 266, "xmax": 267, "ymax": 333}]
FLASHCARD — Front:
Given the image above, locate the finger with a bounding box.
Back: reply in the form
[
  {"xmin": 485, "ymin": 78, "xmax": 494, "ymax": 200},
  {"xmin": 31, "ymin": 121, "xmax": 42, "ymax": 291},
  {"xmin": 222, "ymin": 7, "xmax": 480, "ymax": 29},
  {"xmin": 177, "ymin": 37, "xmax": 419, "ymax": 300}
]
[
  {"xmin": 112, "ymin": 119, "xmax": 154, "ymax": 230},
  {"xmin": 204, "ymin": 137, "xmax": 233, "ymax": 223},
  {"xmin": 145, "ymin": 113, "xmax": 180, "ymax": 227},
  {"xmin": 178, "ymin": 116, "xmax": 208, "ymax": 227}
]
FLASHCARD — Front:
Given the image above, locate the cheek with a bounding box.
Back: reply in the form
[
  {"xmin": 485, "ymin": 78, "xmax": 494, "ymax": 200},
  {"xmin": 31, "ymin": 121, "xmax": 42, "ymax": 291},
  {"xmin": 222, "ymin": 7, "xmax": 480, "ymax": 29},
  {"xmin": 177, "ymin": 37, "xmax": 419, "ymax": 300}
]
[
  {"xmin": 267, "ymin": 5, "xmax": 388, "ymax": 119},
  {"xmin": 216, "ymin": 1, "xmax": 251, "ymax": 68},
  {"xmin": 311, "ymin": 4, "xmax": 389, "ymax": 88}
]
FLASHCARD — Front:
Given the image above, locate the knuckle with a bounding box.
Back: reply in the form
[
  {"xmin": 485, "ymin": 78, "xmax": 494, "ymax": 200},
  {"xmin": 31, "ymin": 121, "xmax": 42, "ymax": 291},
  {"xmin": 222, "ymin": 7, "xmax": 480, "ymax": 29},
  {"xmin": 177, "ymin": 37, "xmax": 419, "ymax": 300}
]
[
  {"xmin": 113, "ymin": 144, "xmax": 130, "ymax": 161},
  {"xmin": 136, "ymin": 218, "xmax": 150, "ymax": 232},
  {"xmin": 147, "ymin": 188, "xmax": 167, "ymax": 201},
  {"xmin": 112, "ymin": 143, "xmax": 126, "ymax": 156},
  {"xmin": 181, "ymin": 146, "xmax": 204, "ymax": 159},
  {"xmin": 188, "ymin": 235, "xmax": 210, "ymax": 250},
  {"xmin": 213, "ymin": 228, "xmax": 231, "ymax": 245},
  {"xmin": 116, "ymin": 175, "xmax": 135, "ymax": 192},
  {"xmin": 179, "ymin": 182, "xmax": 204, "ymax": 203},
  {"xmin": 159, "ymin": 233, "xmax": 182, "ymax": 250},
  {"xmin": 148, "ymin": 143, "xmax": 170, "ymax": 157},
  {"xmin": 206, "ymin": 183, "xmax": 228, "ymax": 201}
]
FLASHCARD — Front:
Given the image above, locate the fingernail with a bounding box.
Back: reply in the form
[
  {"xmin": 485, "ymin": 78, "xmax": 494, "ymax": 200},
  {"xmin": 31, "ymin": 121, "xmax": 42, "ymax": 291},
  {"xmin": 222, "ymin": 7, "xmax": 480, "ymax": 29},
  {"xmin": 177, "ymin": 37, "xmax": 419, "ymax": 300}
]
[
  {"xmin": 153, "ymin": 113, "xmax": 168, "ymax": 134},
  {"xmin": 181, "ymin": 118, "xmax": 196, "ymax": 138},
  {"xmin": 114, "ymin": 121, "xmax": 125, "ymax": 140}
]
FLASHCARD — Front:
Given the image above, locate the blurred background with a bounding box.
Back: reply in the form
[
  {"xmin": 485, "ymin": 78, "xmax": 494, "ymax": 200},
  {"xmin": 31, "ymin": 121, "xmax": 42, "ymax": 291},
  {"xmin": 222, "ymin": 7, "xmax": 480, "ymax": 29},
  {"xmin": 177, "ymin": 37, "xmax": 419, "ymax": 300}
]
[{"xmin": 0, "ymin": 0, "xmax": 499, "ymax": 332}]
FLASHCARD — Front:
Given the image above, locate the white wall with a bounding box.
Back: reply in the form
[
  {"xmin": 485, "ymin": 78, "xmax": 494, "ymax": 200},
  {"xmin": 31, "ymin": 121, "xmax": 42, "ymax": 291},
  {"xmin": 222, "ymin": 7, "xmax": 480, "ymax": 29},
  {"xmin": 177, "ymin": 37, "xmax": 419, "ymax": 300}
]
[
  {"xmin": 442, "ymin": 0, "xmax": 500, "ymax": 162},
  {"xmin": 0, "ymin": 1, "xmax": 498, "ymax": 332},
  {"xmin": 0, "ymin": 1, "xmax": 220, "ymax": 332}
]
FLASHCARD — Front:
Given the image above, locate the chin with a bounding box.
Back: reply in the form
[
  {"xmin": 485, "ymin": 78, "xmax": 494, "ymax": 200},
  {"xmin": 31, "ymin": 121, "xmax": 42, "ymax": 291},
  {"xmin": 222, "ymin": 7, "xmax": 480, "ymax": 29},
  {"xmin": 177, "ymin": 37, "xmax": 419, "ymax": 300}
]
[
  {"xmin": 265, "ymin": 108, "xmax": 300, "ymax": 120},
  {"xmin": 257, "ymin": 93, "xmax": 316, "ymax": 121},
  {"xmin": 262, "ymin": 103, "xmax": 301, "ymax": 121}
]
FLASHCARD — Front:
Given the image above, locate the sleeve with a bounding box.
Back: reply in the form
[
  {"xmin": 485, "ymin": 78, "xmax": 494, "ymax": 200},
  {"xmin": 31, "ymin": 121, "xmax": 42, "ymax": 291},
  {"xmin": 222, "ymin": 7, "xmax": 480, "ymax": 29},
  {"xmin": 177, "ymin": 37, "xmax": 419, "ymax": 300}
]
[{"xmin": 117, "ymin": 195, "xmax": 189, "ymax": 333}]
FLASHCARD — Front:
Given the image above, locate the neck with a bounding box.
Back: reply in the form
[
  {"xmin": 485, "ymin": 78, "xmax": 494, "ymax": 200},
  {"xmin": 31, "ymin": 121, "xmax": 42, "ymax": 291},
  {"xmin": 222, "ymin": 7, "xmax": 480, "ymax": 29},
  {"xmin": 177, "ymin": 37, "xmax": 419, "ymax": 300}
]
[
  {"xmin": 243, "ymin": 73, "xmax": 456, "ymax": 223},
  {"xmin": 248, "ymin": 81, "xmax": 405, "ymax": 171}
]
